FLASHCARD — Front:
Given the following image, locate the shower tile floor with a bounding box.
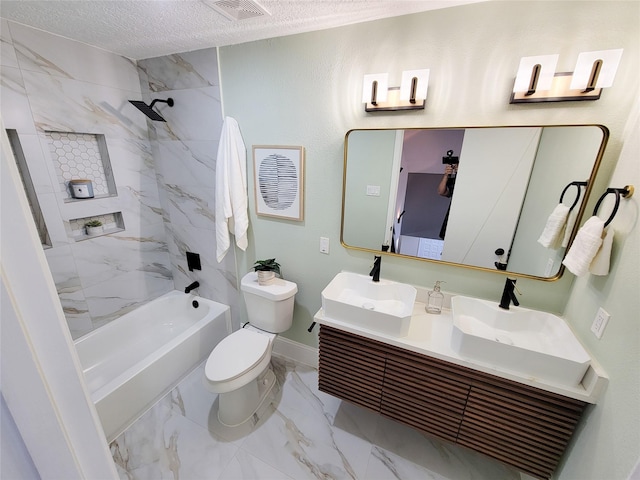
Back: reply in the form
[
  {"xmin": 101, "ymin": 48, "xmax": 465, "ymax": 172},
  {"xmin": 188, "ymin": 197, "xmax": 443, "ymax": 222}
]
[{"xmin": 111, "ymin": 355, "xmax": 522, "ymax": 480}]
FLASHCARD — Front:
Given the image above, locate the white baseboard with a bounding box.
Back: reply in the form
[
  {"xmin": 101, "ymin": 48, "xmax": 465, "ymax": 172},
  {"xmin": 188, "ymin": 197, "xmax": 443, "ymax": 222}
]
[{"xmin": 273, "ymin": 336, "xmax": 318, "ymax": 369}]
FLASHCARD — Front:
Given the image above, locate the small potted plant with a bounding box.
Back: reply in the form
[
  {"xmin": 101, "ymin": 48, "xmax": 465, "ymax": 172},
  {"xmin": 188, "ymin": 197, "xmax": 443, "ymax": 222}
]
[
  {"xmin": 84, "ymin": 219, "xmax": 103, "ymax": 236},
  {"xmin": 253, "ymin": 258, "xmax": 281, "ymax": 286}
]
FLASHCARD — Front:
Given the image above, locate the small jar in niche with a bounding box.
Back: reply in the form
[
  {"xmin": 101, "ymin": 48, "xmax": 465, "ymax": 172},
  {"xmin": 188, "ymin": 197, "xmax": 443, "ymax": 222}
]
[{"xmin": 69, "ymin": 179, "xmax": 94, "ymax": 199}]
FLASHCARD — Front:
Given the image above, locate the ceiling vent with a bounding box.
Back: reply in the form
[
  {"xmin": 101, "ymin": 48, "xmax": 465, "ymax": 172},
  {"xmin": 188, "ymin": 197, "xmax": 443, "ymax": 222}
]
[{"xmin": 205, "ymin": 0, "xmax": 271, "ymax": 21}]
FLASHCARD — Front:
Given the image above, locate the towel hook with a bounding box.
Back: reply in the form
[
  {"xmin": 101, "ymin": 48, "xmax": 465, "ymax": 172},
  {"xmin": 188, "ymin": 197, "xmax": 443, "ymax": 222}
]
[
  {"xmin": 593, "ymin": 185, "xmax": 634, "ymax": 227},
  {"xmin": 559, "ymin": 181, "xmax": 588, "ymax": 211}
]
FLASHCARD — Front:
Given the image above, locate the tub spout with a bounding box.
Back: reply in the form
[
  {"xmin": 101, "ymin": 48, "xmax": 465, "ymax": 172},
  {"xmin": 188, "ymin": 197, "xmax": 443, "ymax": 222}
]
[{"xmin": 185, "ymin": 281, "xmax": 200, "ymax": 294}]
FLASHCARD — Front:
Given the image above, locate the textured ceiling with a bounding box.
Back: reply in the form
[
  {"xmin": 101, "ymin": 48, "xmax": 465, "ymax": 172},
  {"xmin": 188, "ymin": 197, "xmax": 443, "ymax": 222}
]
[{"xmin": 0, "ymin": 0, "xmax": 484, "ymax": 60}]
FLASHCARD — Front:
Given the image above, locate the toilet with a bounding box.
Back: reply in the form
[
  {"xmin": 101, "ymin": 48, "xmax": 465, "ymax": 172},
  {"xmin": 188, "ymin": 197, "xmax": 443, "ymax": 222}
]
[{"xmin": 204, "ymin": 271, "xmax": 297, "ymax": 426}]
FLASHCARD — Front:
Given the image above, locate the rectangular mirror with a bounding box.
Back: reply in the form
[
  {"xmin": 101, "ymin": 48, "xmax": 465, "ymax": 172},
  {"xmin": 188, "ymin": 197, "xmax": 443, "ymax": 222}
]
[{"xmin": 341, "ymin": 125, "xmax": 608, "ymax": 279}]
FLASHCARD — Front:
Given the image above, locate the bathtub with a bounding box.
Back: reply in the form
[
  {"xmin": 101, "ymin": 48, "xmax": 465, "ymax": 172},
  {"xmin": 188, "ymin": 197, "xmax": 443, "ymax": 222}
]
[{"xmin": 74, "ymin": 290, "xmax": 231, "ymax": 442}]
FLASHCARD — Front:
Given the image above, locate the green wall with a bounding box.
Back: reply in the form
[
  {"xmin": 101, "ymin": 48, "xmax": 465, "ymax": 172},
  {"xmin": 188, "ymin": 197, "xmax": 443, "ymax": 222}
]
[
  {"xmin": 220, "ymin": 0, "xmax": 637, "ymax": 341},
  {"xmin": 219, "ymin": 3, "xmax": 639, "ymax": 477}
]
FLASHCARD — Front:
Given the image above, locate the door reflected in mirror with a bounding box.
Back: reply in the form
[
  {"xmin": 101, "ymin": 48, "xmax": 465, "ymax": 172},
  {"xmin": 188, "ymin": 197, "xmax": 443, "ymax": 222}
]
[{"xmin": 341, "ymin": 125, "xmax": 608, "ymax": 279}]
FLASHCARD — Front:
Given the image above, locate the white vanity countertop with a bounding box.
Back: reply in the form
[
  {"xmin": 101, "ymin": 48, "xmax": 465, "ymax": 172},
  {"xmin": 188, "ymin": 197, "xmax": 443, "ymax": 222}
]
[{"xmin": 314, "ymin": 301, "xmax": 608, "ymax": 404}]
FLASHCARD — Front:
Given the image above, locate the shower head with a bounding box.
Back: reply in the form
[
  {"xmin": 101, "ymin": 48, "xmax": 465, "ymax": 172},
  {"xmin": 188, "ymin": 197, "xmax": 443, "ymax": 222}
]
[{"xmin": 129, "ymin": 98, "xmax": 174, "ymax": 122}]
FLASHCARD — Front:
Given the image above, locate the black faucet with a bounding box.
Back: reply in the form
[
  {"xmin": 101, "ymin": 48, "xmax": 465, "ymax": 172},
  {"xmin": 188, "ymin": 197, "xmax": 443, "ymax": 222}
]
[
  {"xmin": 369, "ymin": 256, "xmax": 382, "ymax": 282},
  {"xmin": 184, "ymin": 281, "xmax": 200, "ymax": 294},
  {"xmin": 499, "ymin": 278, "xmax": 520, "ymax": 310}
]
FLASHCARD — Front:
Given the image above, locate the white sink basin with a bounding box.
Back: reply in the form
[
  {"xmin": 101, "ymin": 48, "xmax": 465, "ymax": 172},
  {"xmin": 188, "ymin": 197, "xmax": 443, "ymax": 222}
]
[
  {"xmin": 451, "ymin": 295, "xmax": 591, "ymax": 386},
  {"xmin": 321, "ymin": 272, "xmax": 417, "ymax": 337}
]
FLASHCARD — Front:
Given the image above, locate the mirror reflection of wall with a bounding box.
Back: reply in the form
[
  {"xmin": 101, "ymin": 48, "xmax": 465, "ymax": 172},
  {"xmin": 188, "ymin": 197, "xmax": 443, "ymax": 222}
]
[
  {"xmin": 343, "ymin": 130, "xmax": 397, "ymax": 250},
  {"xmin": 395, "ymin": 129, "xmax": 465, "ymax": 259},
  {"xmin": 342, "ymin": 126, "xmax": 607, "ymax": 279},
  {"xmin": 508, "ymin": 126, "xmax": 605, "ymax": 276}
]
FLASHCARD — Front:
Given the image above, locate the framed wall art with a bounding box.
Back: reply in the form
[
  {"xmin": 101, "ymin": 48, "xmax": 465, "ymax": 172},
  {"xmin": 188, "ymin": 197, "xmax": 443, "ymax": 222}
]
[{"xmin": 252, "ymin": 145, "xmax": 304, "ymax": 221}]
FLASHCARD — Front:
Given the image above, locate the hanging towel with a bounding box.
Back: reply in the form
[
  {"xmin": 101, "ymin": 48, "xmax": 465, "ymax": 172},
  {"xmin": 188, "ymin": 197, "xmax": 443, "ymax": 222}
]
[
  {"xmin": 215, "ymin": 117, "xmax": 249, "ymax": 263},
  {"xmin": 538, "ymin": 204, "xmax": 570, "ymax": 249},
  {"xmin": 561, "ymin": 207, "xmax": 579, "ymax": 248},
  {"xmin": 589, "ymin": 227, "xmax": 614, "ymax": 276},
  {"xmin": 562, "ymin": 216, "xmax": 605, "ymax": 276}
]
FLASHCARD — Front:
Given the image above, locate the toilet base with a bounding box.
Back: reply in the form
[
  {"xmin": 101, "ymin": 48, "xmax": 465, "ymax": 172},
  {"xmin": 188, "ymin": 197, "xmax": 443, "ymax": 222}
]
[{"xmin": 217, "ymin": 367, "xmax": 276, "ymax": 427}]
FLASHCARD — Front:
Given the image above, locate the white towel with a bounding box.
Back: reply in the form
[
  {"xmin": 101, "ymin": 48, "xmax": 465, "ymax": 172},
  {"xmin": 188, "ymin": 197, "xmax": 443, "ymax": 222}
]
[
  {"xmin": 561, "ymin": 207, "xmax": 579, "ymax": 248},
  {"xmin": 589, "ymin": 227, "xmax": 614, "ymax": 276},
  {"xmin": 562, "ymin": 216, "xmax": 605, "ymax": 276},
  {"xmin": 215, "ymin": 117, "xmax": 249, "ymax": 263},
  {"xmin": 538, "ymin": 204, "xmax": 570, "ymax": 249}
]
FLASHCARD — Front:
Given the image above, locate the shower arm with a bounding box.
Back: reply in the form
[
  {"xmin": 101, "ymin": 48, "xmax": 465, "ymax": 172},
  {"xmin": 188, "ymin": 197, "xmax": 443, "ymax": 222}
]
[{"xmin": 149, "ymin": 98, "xmax": 174, "ymax": 109}]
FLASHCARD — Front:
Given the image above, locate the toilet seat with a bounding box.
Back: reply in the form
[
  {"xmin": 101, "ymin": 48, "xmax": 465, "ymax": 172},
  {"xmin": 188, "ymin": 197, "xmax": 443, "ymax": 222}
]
[{"xmin": 205, "ymin": 328, "xmax": 270, "ymax": 383}]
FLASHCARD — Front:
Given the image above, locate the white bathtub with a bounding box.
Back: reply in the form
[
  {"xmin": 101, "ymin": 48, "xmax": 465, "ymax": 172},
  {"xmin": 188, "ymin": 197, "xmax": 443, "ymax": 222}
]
[{"xmin": 74, "ymin": 290, "xmax": 231, "ymax": 442}]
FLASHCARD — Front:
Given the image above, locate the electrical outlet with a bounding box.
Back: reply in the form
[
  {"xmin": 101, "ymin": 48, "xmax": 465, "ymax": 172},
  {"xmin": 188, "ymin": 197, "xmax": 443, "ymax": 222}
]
[
  {"xmin": 591, "ymin": 307, "xmax": 610, "ymax": 339},
  {"xmin": 320, "ymin": 236, "xmax": 330, "ymax": 254}
]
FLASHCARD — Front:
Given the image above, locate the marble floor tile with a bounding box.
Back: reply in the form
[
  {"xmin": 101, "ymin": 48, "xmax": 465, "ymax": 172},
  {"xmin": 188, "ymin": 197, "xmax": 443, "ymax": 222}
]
[
  {"xmin": 373, "ymin": 416, "xmax": 520, "ymax": 480},
  {"xmin": 112, "ymin": 354, "xmax": 522, "ymax": 480},
  {"xmin": 219, "ymin": 449, "xmax": 294, "ymax": 480},
  {"xmin": 111, "ymin": 400, "xmax": 238, "ymax": 480},
  {"xmin": 365, "ymin": 446, "xmax": 450, "ymax": 480},
  {"xmin": 239, "ymin": 403, "xmax": 370, "ymax": 480},
  {"xmin": 272, "ymin": 357, "xmax": 380, "ymax": 444}
]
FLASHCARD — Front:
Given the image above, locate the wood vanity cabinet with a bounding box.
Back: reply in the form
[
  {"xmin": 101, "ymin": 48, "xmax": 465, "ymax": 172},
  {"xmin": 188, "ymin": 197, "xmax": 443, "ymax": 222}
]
[
  {"xmin": 318, "ymin": 325, "xmax": 588, "ymax": 480},
  {"xmin": 318, "ymin": 323, "xmax": 386, "ymax": 411}
]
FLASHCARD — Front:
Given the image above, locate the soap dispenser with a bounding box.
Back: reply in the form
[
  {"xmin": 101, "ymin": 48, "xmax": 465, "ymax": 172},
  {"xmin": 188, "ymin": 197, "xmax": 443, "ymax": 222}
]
[{"xmin": 426, "ymin": 281, "xmax": 444, "ymax": 314}]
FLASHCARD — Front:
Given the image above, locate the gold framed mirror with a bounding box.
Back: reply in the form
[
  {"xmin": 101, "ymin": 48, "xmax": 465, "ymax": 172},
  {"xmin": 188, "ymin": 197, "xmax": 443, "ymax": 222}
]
[{"xmin": 341, "ymin": 125, "xmax": 609, "ymax": 280}]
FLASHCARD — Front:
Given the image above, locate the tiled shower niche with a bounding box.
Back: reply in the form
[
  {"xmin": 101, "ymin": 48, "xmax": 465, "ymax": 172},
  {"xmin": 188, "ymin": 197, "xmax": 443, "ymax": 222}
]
[
  {"xmin": 70, "ymin": 212, "xmax": 125, "ymax": 241},
  {"xmin": 46, "ymin": 131, "xmax": 117, "ymax": 201},
  {"xmin": 6, "ymin": 129, "xmax": 52, "ymax": 247}
]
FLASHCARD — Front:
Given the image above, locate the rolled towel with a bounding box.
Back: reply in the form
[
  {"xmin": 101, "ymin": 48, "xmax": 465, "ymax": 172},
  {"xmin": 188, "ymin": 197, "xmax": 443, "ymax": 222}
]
[
  {"xmin": 562, "ymin": 216, "xmax": 605, "ymax": 276},
  {"xmin": 590, "ymin": 227, "xmax": 614, "ymax": 276},
  {"xmin": 538, "ymin": 204, "xmax": 570, "ymax": 249},
  {"xmin": 561, "ymin": 207, "xmax": 579, "ymax": 248}
]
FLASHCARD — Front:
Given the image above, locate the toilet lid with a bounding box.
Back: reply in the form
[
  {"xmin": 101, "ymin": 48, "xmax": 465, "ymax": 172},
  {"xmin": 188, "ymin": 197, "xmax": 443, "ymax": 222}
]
[{"xmin": 205, "ymin": 329, "xmax": 270, "ymax": 382}]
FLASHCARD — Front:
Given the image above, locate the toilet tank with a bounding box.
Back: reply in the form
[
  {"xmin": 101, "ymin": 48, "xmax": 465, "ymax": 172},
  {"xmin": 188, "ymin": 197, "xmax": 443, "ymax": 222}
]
[{"xmin": 241, "ymin": 272, "xmax": 297, "ymax": 333}]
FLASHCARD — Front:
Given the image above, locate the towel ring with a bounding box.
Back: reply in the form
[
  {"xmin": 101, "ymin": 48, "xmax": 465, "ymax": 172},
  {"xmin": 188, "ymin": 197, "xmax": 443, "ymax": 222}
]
[
  {"xmin": 559, "ymin": 181, "xmax": 588, "ymax": 211},
  {"xmin": 593, "ymin": 185, "xmax": 634, "ymax": 227}
]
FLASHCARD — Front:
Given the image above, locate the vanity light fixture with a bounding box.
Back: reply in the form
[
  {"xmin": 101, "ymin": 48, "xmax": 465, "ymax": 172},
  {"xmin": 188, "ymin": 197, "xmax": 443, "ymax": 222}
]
[
  {"xmin": 510, "ymin": 49, "xmax": 623, "ymax": 104},
  {"xmin": 363, "ymin": 69, "xmax": 429, "ymax": 112}
]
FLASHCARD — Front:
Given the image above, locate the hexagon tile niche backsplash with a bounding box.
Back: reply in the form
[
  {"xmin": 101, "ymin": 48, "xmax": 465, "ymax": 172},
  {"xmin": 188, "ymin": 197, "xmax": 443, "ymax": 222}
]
[{"xmin": 46, "ymin": 131, "xmax": 115, "ymax": 200}]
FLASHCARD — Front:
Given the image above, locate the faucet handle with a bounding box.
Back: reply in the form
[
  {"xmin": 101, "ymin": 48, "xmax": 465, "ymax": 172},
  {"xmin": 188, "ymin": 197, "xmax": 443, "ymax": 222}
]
[{"xmin": 510, "ymin": 279, "xmax": 523, "ymax": 296}]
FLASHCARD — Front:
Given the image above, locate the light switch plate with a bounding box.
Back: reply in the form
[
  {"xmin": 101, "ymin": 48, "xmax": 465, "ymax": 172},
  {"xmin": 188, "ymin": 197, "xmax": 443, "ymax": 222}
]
[
  {"xmin": 591, "ymin": 307, "xmax": 610, "ymax": 339},
  {"xmin": 544, "ymin": 258, "xmax": 555, "ymax": 277},
  {"xmin": 366, "ymin": 185, "xmax": 381, "ymax": 196},
  {"xmin": 320, "ymin": 236, "xmax": 330, "ymax": 254}
]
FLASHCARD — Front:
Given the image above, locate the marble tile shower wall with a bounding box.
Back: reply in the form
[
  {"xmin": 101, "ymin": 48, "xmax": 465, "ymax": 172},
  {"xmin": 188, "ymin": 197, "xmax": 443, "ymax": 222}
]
[
  {"xmin": 137, "ymin": 49, "xmax": 242, "ymax": 330},
  {"xmin": 0, "ymin": 20, "xmax": 173, "ymax": 338}
]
